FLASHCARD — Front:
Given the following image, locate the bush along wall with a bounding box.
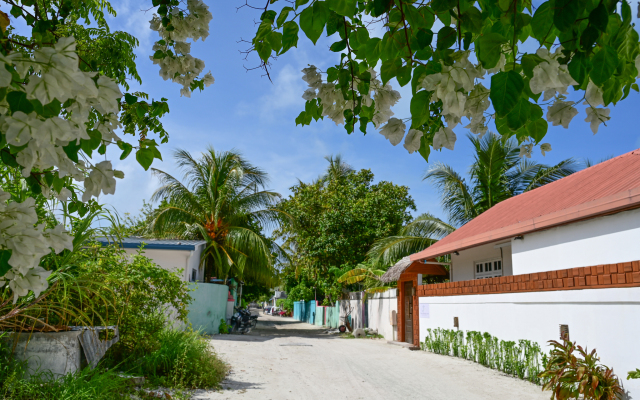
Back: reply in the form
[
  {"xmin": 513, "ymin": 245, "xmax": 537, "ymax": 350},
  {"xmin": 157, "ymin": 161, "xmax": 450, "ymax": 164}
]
[{"xmin": 422, "ymin": 328, "xmax": 545, "ymax": 384}]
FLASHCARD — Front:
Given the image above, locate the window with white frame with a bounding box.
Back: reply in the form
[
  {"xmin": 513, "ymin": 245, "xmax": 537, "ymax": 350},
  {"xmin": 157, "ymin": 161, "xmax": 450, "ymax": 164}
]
[{"xmin": 474, "ymin": 258, "xmax": 503, "ymax": 279}]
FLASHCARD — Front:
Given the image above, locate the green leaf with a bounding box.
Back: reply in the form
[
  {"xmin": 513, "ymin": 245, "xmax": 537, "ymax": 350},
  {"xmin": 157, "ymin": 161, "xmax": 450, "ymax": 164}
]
[
  {"xmin": 7, "ymin": 91, "xmax": 34, "ymax": 114},
  {"xmin": 296, "ymin": 0, "xmax": 310, "ymax": 7},
  {"xmin": 397, "ymin": 64, "xmax": 412, "ymax": 87},
  {"xmin": 326, "ymin": 0, "xmax": 356, "ymax": 17},
  {"xmin": 490, "ymin": 71, "xmax": 524, "ymax": 117},
  {"xmin": 418, "ymin": 134, "xmax": 431, "ymax": 162},
  {"xmin": 119, "ymin": 142, "xmax": 133, "ymax": 160},
  {"xmin": 580, "ymin": 26, "xmax": 599, "ymax": 50},
  {"xmin": 330, "ymin": 39, "xmax": 347, "ymax": 52},
  {"xmin": 476, "ymin": 33, "xmax": 507, "ymax": 69},
  {"xmin": 277, "ymin": 7, "xmax": 294, "ymax": 28},
  {"xmin": 326, "ymin": 11, "xmax": 342, "ymax": 36},
  {"xmin": 267, "ymin": 31, "xmax": 283, "ymax": 53},
  {"xmin": 372, "ymin": 0, "xmax": 393, "ymax": 17},
  {"xmin": 506, "ymin": 98, "xmax": 531, "ymax": 131},
  {"xmin": 411, "ymin": 65, "xmax": 426, "ymax": 94},
  {"xmin": 0, "ymin": 150, "xmax": 18, "ymax": 168},
  {"xmin": 602, "ymin": 77, "xmax": 622, "ymax": 105},
  {"xmin": 621, "ymin": 0, "xmax": 631, "ymax": 25},
  {"xmin": 300, "ymin": 1, "xmax": 329, "ymax": 44},
  {"xmin": 81, "ymin": 129, "xmax": 102, "ymax": 157},
  {"xmin": 136, "ymin": 148, "xmax": 155, "ymax": 171},
  {"xmin": 568, "ymin": 52, "xmax": 590, "ymax": 86},
  {"xmin": 461, "ymin": 7, "xmax": 483, "ymax": 34},
  {"xmin": 410, "ymin": 90, "xmax": 431, "ymax": 128},
  {"xmin": 531, "ymin": 1, "xmax": 554, "ymax": 44},
  {"xmin": 554, "ymin": 0, "xmax": 579, "ymax": 32},
  {"xmin": 365, "ymin": 38, "xmax": 382, "ymax": 66},
  {"xmin": 255, "ymin": 41, "xmax": 272, "ymax": 62},
  {"xmin": 63, "ymin": 141, "xmax": 81, "ymax": 163},
  {"xmin": 588, "ymin": 3, "xmax": 608, "ymax": 32},
  {"xmin": 529, "ymin": 103, "xmax": 543, "ymax": 120},
  {"xmin": 590, "ymin": 45, "xmax": 618, "ymax": 86},
  {"xmin": 380, "ymin": 58, "xmax": 401, "ymax": 85},
  {"xmin": 527, "ymin": 118, "xmax": 548, "ymax": 143},
  {"xmin": 436, "ymin": 26, "xmax": 457, "ymax": 50},
  {"xmin": 521, "ymin": 53, "xmax": 545, "ymax": 78},
  {"xmin": 0, "ymin": 249, "xmax": 12, "ymax": 277},
  {"xmin": 282, "ymin": 21, "xmax": 300, "ymax": 53},
  {"xmin": 431, "ymin": 0, "xmax": 457, "ymax": 13},
  {"xmin": 256, "ymin": 18, "xmax": 273, "ymax": 39},
  {"xmin": 416, "ymin": 29, "xmax": 433, "ymax": 49},
  {"xmin": 124, "ymin": 93, "xmax": 138, "ymax": 105}
]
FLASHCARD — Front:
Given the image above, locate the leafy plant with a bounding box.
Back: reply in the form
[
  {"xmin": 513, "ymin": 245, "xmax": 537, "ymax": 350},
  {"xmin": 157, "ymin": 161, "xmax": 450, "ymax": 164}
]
[
  {"xmin": 129, "ymin": 328, "xmax": 228, "ymax": 389},
  {"xmin": 628, "ymin": 369, "xmax": 640, "ymax": 380},
  {"xmin": 218, "ymin": 319, "xmax": 231, "ymax": 334},
  {"xmin": 424, "ymin": 328, "xmax": 543, "ymax": 384},
  {"xmin": 539, "ymin": 340, "xmax": 624, "ymax": 400}
]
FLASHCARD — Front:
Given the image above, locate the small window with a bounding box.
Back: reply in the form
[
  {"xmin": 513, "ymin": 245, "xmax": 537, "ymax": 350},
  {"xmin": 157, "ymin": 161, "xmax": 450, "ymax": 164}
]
[{"xmin": 474, "ymin": 258, "xmax": 503, "ymax": 279}]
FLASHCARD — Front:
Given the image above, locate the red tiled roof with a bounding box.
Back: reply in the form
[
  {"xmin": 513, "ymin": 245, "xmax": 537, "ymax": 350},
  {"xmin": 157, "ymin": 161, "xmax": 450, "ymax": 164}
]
[{"xmin": 411, "ymin": 149, "xmax": 640, "ymax": 261}]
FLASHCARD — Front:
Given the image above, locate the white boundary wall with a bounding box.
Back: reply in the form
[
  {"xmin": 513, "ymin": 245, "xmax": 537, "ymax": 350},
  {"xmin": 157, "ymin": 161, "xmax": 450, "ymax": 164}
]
[
  {"xmin": 365, "ymin": 290, "xmax": 398, "ymax": 341},
  {"xmin": 418, "ymin": 287, "xmax": 640, "ymax": 395}
]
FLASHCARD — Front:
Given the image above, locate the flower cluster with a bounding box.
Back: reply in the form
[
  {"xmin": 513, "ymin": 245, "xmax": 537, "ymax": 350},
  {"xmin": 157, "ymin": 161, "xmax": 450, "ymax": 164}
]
[
  {"xmin": 0, "ymin": 189, "xmax": 73, "ymax": 303},
  {"xmin": 301, "ymin": 66, "xmax": 402, "ymax": 137},
  {"xmin": 149, "ymin": 0, "xmax": 215, "ymax": 97},
  {"xmin": 0, "ymin": 37, "xmax": 125, "ymax": 300}
]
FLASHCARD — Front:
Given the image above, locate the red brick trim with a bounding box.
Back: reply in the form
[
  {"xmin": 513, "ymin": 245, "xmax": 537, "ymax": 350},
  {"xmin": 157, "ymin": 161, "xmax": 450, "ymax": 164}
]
[{"xmin": 417, "ymin": 261, "xmax": 640, "ymax": 297}]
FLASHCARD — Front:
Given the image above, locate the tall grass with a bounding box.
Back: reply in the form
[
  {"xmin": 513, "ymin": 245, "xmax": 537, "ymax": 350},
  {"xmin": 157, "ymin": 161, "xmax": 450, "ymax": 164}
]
[{"xmin": 122, "ymin": 328, "xmax": 228, "ymax": 389}]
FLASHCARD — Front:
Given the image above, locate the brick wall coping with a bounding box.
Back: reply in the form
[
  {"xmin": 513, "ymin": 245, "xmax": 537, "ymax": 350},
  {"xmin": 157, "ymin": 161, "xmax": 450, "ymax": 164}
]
[{"xmin": 417, "ymin": 261, "xmax": 640, "ymax": 297}]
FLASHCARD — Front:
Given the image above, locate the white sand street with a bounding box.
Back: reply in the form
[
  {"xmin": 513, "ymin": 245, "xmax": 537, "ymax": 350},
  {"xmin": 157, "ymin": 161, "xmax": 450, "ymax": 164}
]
[{"xmin": 193, "ymin": 313, "xmax": 549, "ymax": 400}]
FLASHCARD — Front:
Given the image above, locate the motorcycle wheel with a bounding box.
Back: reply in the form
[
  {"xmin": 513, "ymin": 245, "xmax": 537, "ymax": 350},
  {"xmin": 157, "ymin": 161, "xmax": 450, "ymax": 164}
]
[{"xmin": 338, "ymin": 325, "xmax": 347, "ymax": 333}]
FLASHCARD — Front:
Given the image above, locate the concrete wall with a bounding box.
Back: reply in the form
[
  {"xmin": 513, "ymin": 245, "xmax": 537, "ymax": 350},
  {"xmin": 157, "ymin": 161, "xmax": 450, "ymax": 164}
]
[
  {"xmin": 451, "ymin": 242, "xmax": 513, "ymax": 281},
  {"xmin": 187, "ymin": 283, "xmax": 229, "ymax": 335},
  {"xmin": 418, "ymin": 287, "xmax": 640, "ymax": 395},
  {"xmin": 6, "ymin": 331, "xmax": 84, "ymax": 378},
  {"xmin": 512, "ymin": 208, "xmax": 640, "ymax": 275},
  {"xmin": 123, "ymin": 244, "xmax": 204, "ymax": 282},
  {"xmin": 365, "ymin": 289, "xmax": 398, "ymax": 340}
]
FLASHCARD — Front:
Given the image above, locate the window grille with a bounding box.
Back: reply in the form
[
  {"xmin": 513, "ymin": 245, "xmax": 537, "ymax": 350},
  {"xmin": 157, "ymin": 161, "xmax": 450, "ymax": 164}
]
[{"xmin": 474, "ymin": 258, "xmax": 503, "ymax": 279}]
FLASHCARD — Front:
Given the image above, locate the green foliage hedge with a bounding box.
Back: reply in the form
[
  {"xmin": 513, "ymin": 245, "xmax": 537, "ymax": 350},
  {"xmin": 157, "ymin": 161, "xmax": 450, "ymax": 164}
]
[{"xmin": 423, "ymin": 328, "xmax": 544, "ymax": 384}]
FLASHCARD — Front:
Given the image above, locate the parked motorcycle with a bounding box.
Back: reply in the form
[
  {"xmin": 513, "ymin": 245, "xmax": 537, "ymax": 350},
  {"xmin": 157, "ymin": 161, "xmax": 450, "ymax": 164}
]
[{"xmin": 230, "ymin": 307, "xmax": 253, "ymax": 334}]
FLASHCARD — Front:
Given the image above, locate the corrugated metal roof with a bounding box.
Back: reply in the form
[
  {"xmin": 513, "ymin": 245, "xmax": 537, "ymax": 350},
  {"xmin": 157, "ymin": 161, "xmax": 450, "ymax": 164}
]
[
  {"xmin": 95, "ymin": 237, "xmax": 206, "ymax": 251},
  {"xmin": 412, "ymin": 149, "xmax": 640, "ymax": 261}
]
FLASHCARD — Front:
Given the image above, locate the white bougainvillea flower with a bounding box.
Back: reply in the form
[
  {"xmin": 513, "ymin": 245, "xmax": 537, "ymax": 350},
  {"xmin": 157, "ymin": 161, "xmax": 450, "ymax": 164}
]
[
  {"xmin": 55, "ymin": 188, "xmax": 72, "ymax": 201},
  {"xmin": 442, "ymin": 91, "xmax": 466, "ymax": 119},
  {"xmin": 302, "ymin": 88, "xmax": 316, "ymax": 101},
  {"xmin": 519, "ymin": 143, "xmax": 533, "ymax": 158},
  {"xmin": 585, "ymin": 107, "xmax": 611, "ymax": 134},
  {"xmin": 302, "ymin": 66, "xmax": 322, "ymax": 89},
  {"xmin": 547, "ymin": 100, "xmax": 578, "ymax": 129},
  {"xmin": 433, "ymin": 126, "xmax": 456, "ymax": 150},
  {"xmin": 465, "ymin": 116, "xmax": 488, "ymax": 137},
  {"xmin": 584, "ymin": 81, "xmax": 604, "ymax": 107},
  {"xmin": 0, "ymin": 267, "xmax": 51, "ymax": 303},
  {"xmin": 380, "ymin": 118, "xmax": 406, "ymax": 146},
  {"xmin": 403, "ymin": 129, "xmax": 423, "ymax": 154},
  {"xmin": 540, "ymin": 143, "xmax": 552, "ymax": 156}
]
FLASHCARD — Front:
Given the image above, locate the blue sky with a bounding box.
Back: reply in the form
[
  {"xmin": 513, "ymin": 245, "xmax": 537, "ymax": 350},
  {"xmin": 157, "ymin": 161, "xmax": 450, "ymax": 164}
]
[{"xmin": 99, "ymin": 0, "xmax": 640, "ymax": 222}]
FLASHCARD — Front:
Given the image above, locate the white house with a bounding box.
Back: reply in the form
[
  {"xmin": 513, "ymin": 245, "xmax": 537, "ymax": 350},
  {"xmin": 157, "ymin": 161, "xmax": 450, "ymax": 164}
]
[
  {"xmin": 96, "ymin": 237, "xmax": 206, "ymax": 282},
  {"xmin": 390, "ymin": 149, "xmax": 640, "ymax": 395},
  {"xmin": 271, "ymin": 290, "xmax": 287, "ymax": 307}
]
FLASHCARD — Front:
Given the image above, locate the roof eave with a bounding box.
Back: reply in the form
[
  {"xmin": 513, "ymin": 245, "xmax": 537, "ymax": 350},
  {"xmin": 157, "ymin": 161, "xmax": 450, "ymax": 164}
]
[{"xmin": 411, "ymin": 187, "xmax": 640, "ymax": 261}]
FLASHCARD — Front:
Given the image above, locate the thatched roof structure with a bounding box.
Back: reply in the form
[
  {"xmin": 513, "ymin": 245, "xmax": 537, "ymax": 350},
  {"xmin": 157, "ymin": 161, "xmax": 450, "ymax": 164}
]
[{"xmin": 380, "ymin": 256, "xmax": 412, "ymax": 283}]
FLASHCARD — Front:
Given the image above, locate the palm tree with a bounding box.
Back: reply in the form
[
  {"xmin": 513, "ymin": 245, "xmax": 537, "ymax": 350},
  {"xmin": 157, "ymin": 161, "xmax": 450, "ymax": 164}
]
[
  {"xmin": 319, "ymin": 154, "xmax": 353, "ymax": 183},
  {"xmin": 367, "ymin": 213, "xmax": 455, "ymax": 268},
  {"xmin": 425, "ymin": 133, "xmax": 580, "ymax": 227},
  {"xmin": 149, "ymin": 147, "xmax": 286, "ymax": 284},
  {"xmin": 367, "ymin": 133, "xmax": 580, "ymax": 270},
  {"xmin": 337, "ymin": 262, "xmax": 394, "ymax": 294}
]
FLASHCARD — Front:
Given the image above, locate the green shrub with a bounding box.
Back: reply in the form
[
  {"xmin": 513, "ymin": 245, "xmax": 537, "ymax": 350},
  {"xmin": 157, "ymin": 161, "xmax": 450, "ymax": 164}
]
[
  {"xmin": 219, "ymin": 319, "xmax": 231, "ymax": 334},
  {"xmin": 628, "ymin": 368, "xmax": 640, "ymax": 380},
  {"xmin": 128, "ymin": 328, "xmax": 228, "ymax": 389},
  {"xmin": 423, "ymin": 328, "xmax": 543, "ymax": 384},
  {"xmin": 80, "ymin": 245, "xmax": 193, "ymax": 364}
]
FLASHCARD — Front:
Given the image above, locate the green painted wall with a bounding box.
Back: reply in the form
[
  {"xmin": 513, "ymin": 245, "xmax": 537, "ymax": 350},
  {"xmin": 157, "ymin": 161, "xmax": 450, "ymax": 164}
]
[{"xmin": 187, "ymin": 283, "xmax": 229, "ymax": 335}]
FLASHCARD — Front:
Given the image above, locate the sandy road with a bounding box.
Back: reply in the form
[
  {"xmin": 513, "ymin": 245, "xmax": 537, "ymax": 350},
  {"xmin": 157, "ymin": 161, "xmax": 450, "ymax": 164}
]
[{"xmin": 194, "ymin": 313, "xmax": 548, "ymax": 400}]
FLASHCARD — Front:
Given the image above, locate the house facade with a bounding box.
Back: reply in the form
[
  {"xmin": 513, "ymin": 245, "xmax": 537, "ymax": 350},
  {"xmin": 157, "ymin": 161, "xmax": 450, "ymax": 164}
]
[
  {"xmin": 392, "ymin": 149, "xmax": 640, "ymax": 394},
  {"xmin": 96, "ymin": 237, "xmax": 206, "ymax": 282}
]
